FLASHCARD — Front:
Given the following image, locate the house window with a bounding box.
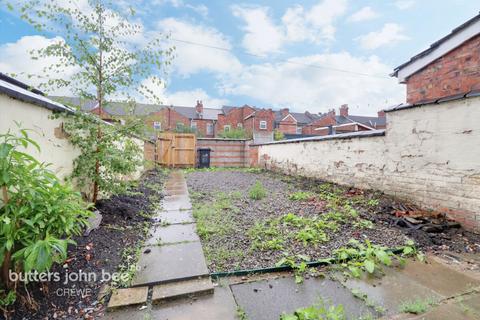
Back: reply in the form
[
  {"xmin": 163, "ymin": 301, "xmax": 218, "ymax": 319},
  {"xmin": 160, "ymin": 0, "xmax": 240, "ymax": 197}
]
[
  {"xmin": 296, "ymin": 126, "xmax": 302, "ymax": 134},
  {"xmin": 224, "ymin": 125, "xmax": 231, "ymax": 132},
  {"xmin": 237, "ymin": 123, "xmax": 243, "ymax": 128},
  {"xmin": 207, "ymin": 123, "xmax": 213, "ymax": 135},
  {"xmin": 191, "ymin": 120, "xmax": 197, "ymax": 131},
  {"xmin": 153, "ymin": 121, "xmax": 161, "ymax": 131},
  {"xmin": 259, "ymin": 120, "xmax": 267, "ymax": 130}
]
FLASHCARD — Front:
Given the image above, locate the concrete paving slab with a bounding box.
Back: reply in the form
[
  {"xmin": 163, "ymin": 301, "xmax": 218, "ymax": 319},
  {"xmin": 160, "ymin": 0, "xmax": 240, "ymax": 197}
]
[
  {"xmin": 460, "ymin": 292, "xmax": 480, "ymax": 314},
  {"xmin": 103, "ymin": 305, "xmax": 150, "ymax": 320},
  {"xmin": 107, "ymin": 287, "xmax": 148, "ymax": 309},
  {"xmin": 144, "ymin": 223, "xmax": 199, "ymax": 246},
  {"xmin": 150, "ymin": 286, "xmax": 237, "ymax": 320},
  {"xmin": 407, "ymin": 302, "xmax": 478, "ymax": 320},
  {"xmin": 152, "ymin": 277, "xmax": 214, "ymax": 303},
  {"xmin": 401, "ymin": 259, "xmax": 480, "ymax": 297},
  {"xmin": 161, "ymin": 197, "xmax": 192, "ymax": 211},
  {"xmin": 153, "ymin": 209, "xmax": 195, "ymax": 224},
  {"xmin": 230, "ymin": 276, "xmax": 376, "ymax": 320},
  {"xmin": 131, "ymin": 242, "xmax": 209, "ymax": 286},
  {"xmin": 165, "ymin": 188, "xmax": 188, "ymax": 196},
  {"xmin": 341, "ymin": 267, "xmax": 442, "ymax": 315}
]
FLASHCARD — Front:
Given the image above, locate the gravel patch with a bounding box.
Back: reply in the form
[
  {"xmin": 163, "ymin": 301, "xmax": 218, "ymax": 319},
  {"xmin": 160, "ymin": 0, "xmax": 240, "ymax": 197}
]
[{"xmin": 187, "ymin": 170, "xmax": 410, "ymax": 272}]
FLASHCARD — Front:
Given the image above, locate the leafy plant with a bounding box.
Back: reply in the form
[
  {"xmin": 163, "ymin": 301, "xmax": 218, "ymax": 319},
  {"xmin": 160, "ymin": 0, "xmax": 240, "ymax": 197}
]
[
  {"xmin": 276, "ymin": 253, "xmax": 311, "ymax": 284},
  {"xmin": 289, "ymin": 191, "xmax": 314, "ymax": 201},
  {"xmin": 248, "ymin": 181, "xmax": 267, "ymax": 200},
  {"xmin": 236, "ymin": 306, "xmax": 248, "ymax": 320},
  {"xmin": 333, "ymin": 239, "xmax": 421, "ymax": 278},
  {"xmin": 0, "ymin": 129, "xmax": 90, "ymax": 310},
  {"xmin": 280, "ymin": 299, "xmax": 346, "ymax": 320},
  {"xmin": 60, "ymin": 112, "xmax": 144, "ymax": 203}
]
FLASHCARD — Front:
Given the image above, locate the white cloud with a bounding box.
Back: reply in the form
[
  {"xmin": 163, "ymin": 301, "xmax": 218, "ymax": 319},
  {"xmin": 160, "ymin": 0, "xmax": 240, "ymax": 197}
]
[
  {"xmin": 158, "ymin": 0, "xmax": 209, "ymax": 18},
  {"xmin": 231, "ymin": 5, "xmax": 284, "ymax": 56},
  {"xmin": 394, "ymin": 0, "xmax": 415, "ymax": 10},
  {"xmin": 157, "ymin": 18, "xmax": 242, "ymax": 76},
  {"xmin": 133, "ymin": 76, "xmax": 228, "ymax": 106},
  {"xmin": 233, "ymin": 0, "xmax": 348, "ymax": 55},
  {"xmin": 357, "ymin": 23, "xmax": 409, "ymax": 50},
  {"xmin": 0, "ymin": 35, "xmax": 79, "ymax": 95},
  {"xmin": 166, "ymin": 88, "xmax": 228, "ymax": 107},
  {"xmin": 348, "ymin": 6, "xmax": 379, "ymax": 22},
  {"xmin": 220, "ymin": 52, "xmax": 404, "ymax": 115}
]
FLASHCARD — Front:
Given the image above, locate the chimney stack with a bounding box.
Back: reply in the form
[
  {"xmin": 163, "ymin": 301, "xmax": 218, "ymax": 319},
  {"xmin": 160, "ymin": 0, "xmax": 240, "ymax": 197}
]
[
  {"xmin": 340, "ymin": 104, "xmax": 349, "ymax": 117},
  {"xmin": 327, "ymin": 108, "xmax": 336, "ymax": 117},
  {"xmin": 195, "ymin": 100, "xmax": 204, "ymax": 118},
  {"xmin": 377, "ymin": 110, "xmax": 386, "ymax": 118},
  {"xmin": 281, "ymin": 108, "xmax": 289, "ymax": 117}
]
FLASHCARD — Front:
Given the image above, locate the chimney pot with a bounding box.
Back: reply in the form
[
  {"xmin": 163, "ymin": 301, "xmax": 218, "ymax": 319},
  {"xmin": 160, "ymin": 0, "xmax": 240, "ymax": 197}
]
[
  {"xmin": 340, "ymin": 104, "xmax": 349, "ymax": 117},
  {"xmin": 378, "ymin": 110, "xmax": 386, "ymax": 118}
]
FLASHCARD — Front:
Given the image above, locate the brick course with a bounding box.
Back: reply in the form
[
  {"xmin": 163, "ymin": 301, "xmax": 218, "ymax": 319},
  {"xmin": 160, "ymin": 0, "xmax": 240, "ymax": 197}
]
[{"xmin": 406, "ymin": 34, "xmax": 480, "ymax": 104}]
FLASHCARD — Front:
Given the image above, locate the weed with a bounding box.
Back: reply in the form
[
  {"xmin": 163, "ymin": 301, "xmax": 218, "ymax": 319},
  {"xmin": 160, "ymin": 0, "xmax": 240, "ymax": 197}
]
[
  {"xmin": 248, "ymin": 181, "xmax": 267, "ymax": 200},
  {"xmin": 399, "ymin": 297, "xmax": 436, "ymax": 314},
  {"xmin": 276, "ymin": 253, "xmax": 311, "ymax": 284},
  {"xmin": 236, "ymin": 306, "xmax": 248, "ymax": 320},
  {"xmin": 334, "ymin": 239, "xmax": 422, "ymax": 278},
  {"xmin": 289, "ymin": 191, "xmax": 314, "ymax": 201},
  {"xmin": 367, "ymin": 199, "xmax": 379, "ymax": 207},
  {"xmin": 280, "ymin": 299, "xmax": 346, "ymax": 320},
  {"xmin": 353, "ymin": 219, "xmax": 374, "ymax": 229}
]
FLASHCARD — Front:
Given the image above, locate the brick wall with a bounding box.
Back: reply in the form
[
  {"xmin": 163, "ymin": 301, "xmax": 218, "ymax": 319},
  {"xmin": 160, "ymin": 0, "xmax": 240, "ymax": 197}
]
[
  {"xmin": 406, "ymin": 34, "xmax": 480, "ymax": 104},
  {"xmin": 196, "ymin": 138, "xmax": 252, "ymax": 167},
  {"xmin": 145, "ymin": 108, "xmax": 190, "ymax": 132},
  {"xmin": 257, "ymin": 97, "xmax": 480, "ymax": 232}
]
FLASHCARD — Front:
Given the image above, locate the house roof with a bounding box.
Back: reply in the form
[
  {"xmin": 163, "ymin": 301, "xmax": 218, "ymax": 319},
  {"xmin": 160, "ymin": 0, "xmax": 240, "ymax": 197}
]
[
  {"xmin": 392, "ymin": 12, "xmax": 480, "ymax": 82},
  {"xmin": 274, "ymin": 110, "xmax": 321, "ymax": 124},
  {"xmin": 347, "ymin": 115, "xmax": 385, "ymax": 128},
  {"xmin": 0, "ymin": 74, "xmax": 74, "ymax": 114}
]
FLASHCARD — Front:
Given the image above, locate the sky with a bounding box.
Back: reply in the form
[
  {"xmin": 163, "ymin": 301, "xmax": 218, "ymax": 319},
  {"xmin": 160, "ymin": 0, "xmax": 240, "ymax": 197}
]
[{"xmin": 0, "ymin": 0, "xmax": 478, "ymax": 116}]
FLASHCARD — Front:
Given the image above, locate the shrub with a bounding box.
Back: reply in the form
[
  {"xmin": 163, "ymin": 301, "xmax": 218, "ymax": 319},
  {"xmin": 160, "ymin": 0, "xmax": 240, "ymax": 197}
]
[
  {"xmin": 218, "ymin": 128, "xmax": 250, "ymax": 139},
  {"xmin": 274, "ymin": 130, "xmax": 285, "ymax": 141},
  {"xmin": 0, "ymin": 128, "xmax": 91, "ymax": 300},
  {"xmin": 248, "ymin": 181, "xmax": 267, "ymax": 200}
]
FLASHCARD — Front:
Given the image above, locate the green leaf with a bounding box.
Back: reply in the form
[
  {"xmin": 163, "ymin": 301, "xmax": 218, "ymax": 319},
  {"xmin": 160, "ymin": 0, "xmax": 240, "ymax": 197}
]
[
  {"xmin": 348, "ymin": 266, "xmax": 361, "ymax": 278},
  {"xmin": 364, "ymin": 259, "xmax": 375, "ymax": 273},
  {"xmin": 375, "ymin": 250, "xmax": 392, "ymax": 266},
  {"xmin": 403, "ymin": 246, "xmax": 414, "ymax": 255}
]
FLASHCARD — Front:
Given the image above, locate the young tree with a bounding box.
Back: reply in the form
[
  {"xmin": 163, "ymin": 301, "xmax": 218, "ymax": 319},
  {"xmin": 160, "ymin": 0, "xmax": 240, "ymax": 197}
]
[{"xmin": 9, "ymin": 0, "xmax": 174, "ymax": 202}]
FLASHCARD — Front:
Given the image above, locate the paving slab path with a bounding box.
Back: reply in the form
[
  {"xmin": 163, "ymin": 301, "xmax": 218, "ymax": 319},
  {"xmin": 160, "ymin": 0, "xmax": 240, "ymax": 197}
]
[{"xmin": 106, "ymin": 170, "xmax": 213, "ymax": 313}]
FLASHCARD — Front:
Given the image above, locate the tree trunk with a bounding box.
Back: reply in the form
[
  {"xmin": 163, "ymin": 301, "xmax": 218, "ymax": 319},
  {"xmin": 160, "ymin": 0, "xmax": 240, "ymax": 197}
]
[{"xmin": 92, "ymin": 3, "xmax": 104, "ymax": 204}]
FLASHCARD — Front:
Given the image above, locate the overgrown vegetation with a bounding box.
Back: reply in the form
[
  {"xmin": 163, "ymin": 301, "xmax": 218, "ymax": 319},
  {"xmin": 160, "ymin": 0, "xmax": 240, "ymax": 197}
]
[
  {"xmin": 0, "ymin": 129, "xmax": 90, "ymax": 316},
  {"xmin": 249, "ymin": 181, "xmax": 267, "ymax": 200},
  {"xmin": 333, "ymin": 239, "xmax": 423, "ymax": 278}
]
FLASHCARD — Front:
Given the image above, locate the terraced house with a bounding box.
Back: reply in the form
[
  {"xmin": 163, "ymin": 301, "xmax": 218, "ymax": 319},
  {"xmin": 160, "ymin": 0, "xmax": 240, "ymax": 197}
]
[{"xmin": 54, "ymin": 96, "xmax": 386, "ymax": 142}]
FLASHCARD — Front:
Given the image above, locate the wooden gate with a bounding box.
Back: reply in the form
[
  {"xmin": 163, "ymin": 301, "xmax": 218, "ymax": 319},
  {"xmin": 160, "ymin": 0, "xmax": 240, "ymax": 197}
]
[{"xmin": 156, "ymin": 133, "xmax": 196, "ymax": 167}]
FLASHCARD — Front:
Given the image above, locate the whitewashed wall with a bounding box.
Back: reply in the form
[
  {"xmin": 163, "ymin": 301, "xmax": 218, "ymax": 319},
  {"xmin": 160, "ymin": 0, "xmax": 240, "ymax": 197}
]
[
  {"xmin": 0, "ymin": 94, "xmax": 80, "ymax": 179},
  {"xmin": 0, "ymin": 94, "xmax": 145, "ymax": 189},
  {"xmin": 258, "ymin": 97, "xmax": 480, "ymax": 231}
]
